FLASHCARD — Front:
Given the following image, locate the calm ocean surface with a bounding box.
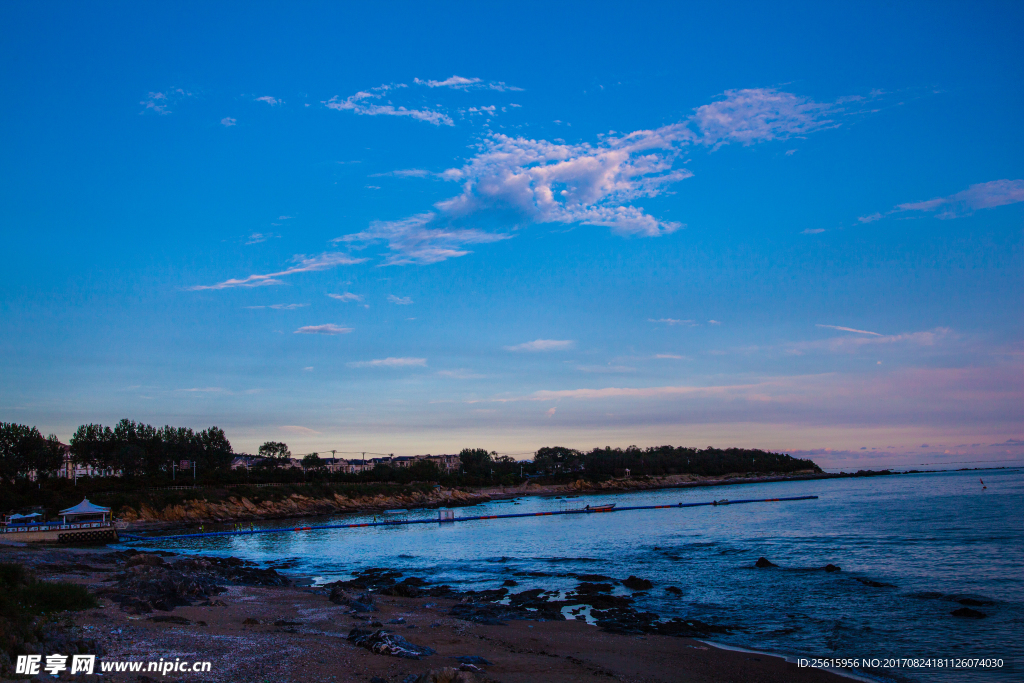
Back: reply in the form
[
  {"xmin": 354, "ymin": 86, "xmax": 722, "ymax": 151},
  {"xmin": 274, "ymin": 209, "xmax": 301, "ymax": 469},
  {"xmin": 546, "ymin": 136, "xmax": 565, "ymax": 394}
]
[{"xmin": 128, "ymin": 468, "xmax": 1023, "ymax": 682}]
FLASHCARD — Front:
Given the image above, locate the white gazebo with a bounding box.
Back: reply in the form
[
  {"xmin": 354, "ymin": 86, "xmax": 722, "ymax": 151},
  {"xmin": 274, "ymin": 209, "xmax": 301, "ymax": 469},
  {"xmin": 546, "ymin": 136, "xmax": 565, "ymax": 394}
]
[{"xmin": 58, "ymin": 498, "xmax": 111, "ymax": 524}]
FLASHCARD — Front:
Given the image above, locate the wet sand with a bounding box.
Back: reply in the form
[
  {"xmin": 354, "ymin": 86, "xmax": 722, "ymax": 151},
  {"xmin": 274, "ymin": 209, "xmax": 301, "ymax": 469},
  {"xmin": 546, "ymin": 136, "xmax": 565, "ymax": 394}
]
[{"xmin": 2, "ymin": 544, "xmax": 849, "ymax": 683}]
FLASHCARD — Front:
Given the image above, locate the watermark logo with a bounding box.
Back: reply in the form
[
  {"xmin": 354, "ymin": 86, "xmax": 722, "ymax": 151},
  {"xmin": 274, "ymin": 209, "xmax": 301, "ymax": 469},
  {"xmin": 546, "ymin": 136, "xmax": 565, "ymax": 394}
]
[{"xmin": 16, "ymin": 654, "xmax": 211, "ymax": 676}]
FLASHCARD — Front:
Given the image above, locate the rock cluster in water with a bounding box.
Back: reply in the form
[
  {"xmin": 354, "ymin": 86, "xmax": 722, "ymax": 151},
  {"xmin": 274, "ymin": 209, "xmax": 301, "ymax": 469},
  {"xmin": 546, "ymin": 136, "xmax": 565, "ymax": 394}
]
[{"xmin": 324, "ymin": 567, "xmax": 734, "ymax": 637}]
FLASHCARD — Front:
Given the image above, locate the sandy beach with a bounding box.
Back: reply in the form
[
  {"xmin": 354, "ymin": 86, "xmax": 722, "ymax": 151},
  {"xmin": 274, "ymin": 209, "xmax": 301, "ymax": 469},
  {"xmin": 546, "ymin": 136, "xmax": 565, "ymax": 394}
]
[{"xmin": 0, "ymin": 543, "xmax": 851, "ymax": 683}]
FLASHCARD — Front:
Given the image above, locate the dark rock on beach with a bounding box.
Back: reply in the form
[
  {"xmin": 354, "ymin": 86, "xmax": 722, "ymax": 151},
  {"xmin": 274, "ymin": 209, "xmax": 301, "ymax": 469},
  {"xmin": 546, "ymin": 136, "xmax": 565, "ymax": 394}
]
[
  {"xmin": 951, "ymin": 607, "xmax": 987, "ymax": 618},
  {"xmin": 666, "ymin": 586, "xmax": 684, "ymax": 595},
  {"xmin": 754, "ymin": 557, "xmax": 777, "ymax": 568},
  {"xmin": 855, "ymin": 578, "xmax": 895, "ymax": 588},
  {"xmin": 821, "ymin": 564, "xmax": 841, "ymax": 573},
  {"xmin": 348, "ymin": 628, "xmax": 436, "ymax": 659}
]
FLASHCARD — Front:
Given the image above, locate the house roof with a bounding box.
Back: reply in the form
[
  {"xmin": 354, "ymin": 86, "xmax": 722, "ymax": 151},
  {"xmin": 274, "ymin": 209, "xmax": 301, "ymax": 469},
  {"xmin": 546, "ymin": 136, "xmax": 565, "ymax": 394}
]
[{"xmin": 59, "ymin": 498, "xmax": 111, "ymax": 515}]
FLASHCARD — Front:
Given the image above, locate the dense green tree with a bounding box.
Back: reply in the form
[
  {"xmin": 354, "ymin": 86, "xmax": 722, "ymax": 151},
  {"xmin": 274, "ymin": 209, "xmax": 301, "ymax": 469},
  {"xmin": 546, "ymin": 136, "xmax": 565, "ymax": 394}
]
[
  {"xmin": 301, "ymin": 453, "xmax": 324, "ymax": 471},
  {"xmin": 459, "ymin": 448, "xmax": 493, "ymax": 478},
  {"xmin": 0, "ymin": 423, "xmax": 64, "ymax": 481},
  {"xmin": 258, "ymin": 442, "xmax": 290, "ymax": 460}
]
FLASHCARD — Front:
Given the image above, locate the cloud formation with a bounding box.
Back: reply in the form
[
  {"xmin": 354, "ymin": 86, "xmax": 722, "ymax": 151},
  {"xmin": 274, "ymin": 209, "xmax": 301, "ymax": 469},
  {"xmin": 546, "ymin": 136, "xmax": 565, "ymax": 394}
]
[
  {"xmin": 649, "ymin": 318, "xmax": 696, "ymax": 326},
  {"xmin": 333, "ymin": 212, "xmax": 512, "ymax": 265},
  {"xmin": 255, "ymin": 96, "xmax": 282, "ymax": 106},
  {"xmin": 503, "ymin": 339, "xmax": 575, "ymax": 352},
  {"xmin": 815, "ymin": 324, "xmax": 882, "ymax": 336},
  {"xmin": 348, "ymin": 357, "xmax": 427, "ymax": 367},
  {"xmin": 188, "ymin": 252, "xmax": 367, "ymax": 290},
  {"xmin": 790, "ymin": 327, "xmax": 950, "ymax": 354},
  {"xmin": 328, "ymin": 292, "xmax": 363, "ymax": 303},
  {"xmin": 324, "ymin": 84, "xmax": 453, "ymax": 126},
  {"xmin": 220, "ymin": 117, "xmax": 237, "ymax": 127},
  {"xmin": 896, "ymin": 179, "xmax": 1024, "ymax": 219},
  {"xmin": 414, "ymin": 75, "xmax": 523, "ymax": 92},
  {"xmin": 387, "ymin": 295, "xmax": 414, "ymax": 305},
  {"xmin": 245, "ymin": 303, "xmax": 309, "ymax": 310},
  {"xmin": 293, "ymin": 324, "xmax": 353, "ymax": 335},
  {"xmin": 140, "ymin": 88, "xmax": 192, "ymax": 115},
  {"xmin": 859, "ymin": 179, "xmax": 1024, "ymax": 223},
  {"xmin": 338, "ymin": 88, "xmax": 843, "ymax": 264}
]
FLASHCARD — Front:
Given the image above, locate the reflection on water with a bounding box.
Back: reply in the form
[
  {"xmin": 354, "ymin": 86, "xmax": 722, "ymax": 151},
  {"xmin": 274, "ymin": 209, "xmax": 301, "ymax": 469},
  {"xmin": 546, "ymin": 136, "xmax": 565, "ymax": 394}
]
[{"xmin": 128, "ymin": 469, "xmax": 1023, "ymax": 682}]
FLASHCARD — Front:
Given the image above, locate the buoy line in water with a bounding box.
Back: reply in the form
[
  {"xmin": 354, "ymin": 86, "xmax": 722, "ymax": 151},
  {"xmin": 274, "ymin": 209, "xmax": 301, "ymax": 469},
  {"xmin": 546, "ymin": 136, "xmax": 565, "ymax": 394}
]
[{"xmin": 119, "ymin": 495, "xmax": 818, "ymax": 543}]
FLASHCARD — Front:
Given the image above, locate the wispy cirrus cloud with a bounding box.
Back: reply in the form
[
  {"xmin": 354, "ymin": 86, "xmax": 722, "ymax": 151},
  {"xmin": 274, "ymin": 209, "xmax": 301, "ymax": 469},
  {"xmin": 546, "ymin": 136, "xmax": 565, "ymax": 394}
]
[
  {"xmin": 188, "ymin": 252, "xmax": 367, "ymax": 291},
  {"xmin": 140, "ymin": 88, "xmax": 193, "ymax": 115},
  {"xmin": 387, "ymin": 295, "xmax": 413, "ymax": 305},
  {"xmin": 245, "ymin": 232, "xmax": 278, "ymax": 245},
  {"xmin": 649, "ymin": 318, "xmax": 696, "ymax": 326},
  {"xmin": 280, "ymin": 425, "xmax": 320, "ymax": 435},
  {"xmin": 332, "ymin": 212, "xmax": 511, "ymax": 265},
  {"xmin": 503, "ymin": 339, "xmax": 575, "ymax": 352},
  {"xmin": 348, "ymin": 357, "xmax": 426, "ymax": 368},
  {"xmin": 324, "ymin": 83, "xmax": 453, "ymax": 126},
  {"xmin": 414, "ymin": 75, "xmax": 523, "ymax": 92},
  {"xmin": 790, "ymin": 327, "xmax": 950, "ymax": 354},
  {"xmin": 816, "ymin": 324, "xmax": 882, "ymax": 336},
  {"xmin": 245, "ymin": 303, "xmax": 309, "ymax": 310},
  {"xmin": 294, "ymin": 324, "xmax": 352, "ymax": 335},
  {"xmin": 370, "ymin": 169, "xmax": 435, "ymax": 178},
  {"xmin": 337, "ymin": 88, "xmax": 848, "ymax": 264},
  {"xmin": 860, "ymin": 179, "xmax": 1024, "ymax": 223},
  {"xmin": 255, "ymin": 95, "xmax": 282, "ymax": 106},
  {"xmin": 896, "ymin": 179, "xmax": 1024, "ymax": 219},
  {"xmin": 328, "ymin": 292, "xmax": 363, "ymax": 303}
]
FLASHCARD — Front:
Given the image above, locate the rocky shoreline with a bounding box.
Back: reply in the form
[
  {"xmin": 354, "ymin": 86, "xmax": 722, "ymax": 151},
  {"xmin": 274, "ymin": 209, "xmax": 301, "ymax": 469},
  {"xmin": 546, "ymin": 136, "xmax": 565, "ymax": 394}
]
[
  {"xmin": 1, "ymin": 544, "xmax": 850, "ymax": 683},
  {"xmin": 116, "ymin": 469, "xmax": 845, "ymax": 530}
]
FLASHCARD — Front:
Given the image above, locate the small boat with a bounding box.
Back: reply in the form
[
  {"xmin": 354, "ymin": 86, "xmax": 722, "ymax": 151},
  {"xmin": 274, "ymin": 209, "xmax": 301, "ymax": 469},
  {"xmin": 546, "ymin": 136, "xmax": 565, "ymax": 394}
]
[{"xmin": 584, "ymin": 503, "xmax": 616, "ymax": 513}]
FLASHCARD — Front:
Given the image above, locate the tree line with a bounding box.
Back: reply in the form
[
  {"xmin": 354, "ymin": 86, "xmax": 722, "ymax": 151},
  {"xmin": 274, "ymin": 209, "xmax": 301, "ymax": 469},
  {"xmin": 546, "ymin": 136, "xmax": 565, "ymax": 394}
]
[{"xmin": 0, "ymin": 419, "xmax": 821, "ymax": 487}]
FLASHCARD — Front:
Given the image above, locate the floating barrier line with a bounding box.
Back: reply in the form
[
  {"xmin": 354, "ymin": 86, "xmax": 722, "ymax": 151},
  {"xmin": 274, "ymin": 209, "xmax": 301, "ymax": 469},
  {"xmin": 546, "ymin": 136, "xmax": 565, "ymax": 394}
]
[{"xmin": 119, "ymin": 495, "xmax": 818, "ymax": 543}]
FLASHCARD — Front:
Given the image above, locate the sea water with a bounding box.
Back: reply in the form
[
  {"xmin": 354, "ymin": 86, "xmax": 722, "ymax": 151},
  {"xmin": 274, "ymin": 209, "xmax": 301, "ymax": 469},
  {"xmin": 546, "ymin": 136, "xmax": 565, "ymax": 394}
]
[{"xmin": 131, "ymin": 468, "xmax": 1023, "ymax": 682}]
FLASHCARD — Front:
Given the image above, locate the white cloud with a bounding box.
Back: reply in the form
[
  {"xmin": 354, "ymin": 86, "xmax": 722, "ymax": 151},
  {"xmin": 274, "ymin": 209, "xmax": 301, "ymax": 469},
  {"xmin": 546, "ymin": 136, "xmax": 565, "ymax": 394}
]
[
  {"xmin": 708, "ymin": 320, "xmax": 722, "ymax": 325},
  {"xmin": 255, "ymin": 96, "xmax": 282, "ymax": 106},
  {"xmin": 280, "ymin": 425, "xmax": 320, "ymax": 435},
  {"xmin": 140, "ymin": 88, "xmax": 192, "ymax": 115},
  {"xmin": 333, "ymin": 212, "xmax": 512, "ymax": 265},
  {"xmin": 388, "ymin": 295, "xmax": 413, "ymax": 305},
  {"xmin": 348, "ymin": 357, "xmax": 427, "ymax": 368},
  {"xmin": 816, "ymin": 324, "xmax": 882, "ymax": 336},
  {"xmin": 188, "ymin": 252, "xmax": 367, "ymax": 290},
  {"xmin": 220, "ymin": 117, "xmax": 237, "ymax": 127},
  {"xmin": 801, "ymin": 228, "xmax": 825, "ymax": 234},
  {"xmin": 245, "ymin": 232, "xmax": 278, "ymax": 244},
  {"xmin": 414, "ymin": 75, "xmax": 523, "ymax": 92},
  {"xmin": 324, "ymin": 83, "xmax": 453, "ymax": 126},
  {"xmin": 858, "ymin": 212, "xmax": 883, "ymax": 223},
  {"xmin": 328, "ymin": 292, "xmax": 363, "ymax": 303},
  {"xmin": 294, "ymin": 324, "xmax": 353, "ymax": 335},
  {"xmin": 503, "ymin": 339, "xmax": 575, "ymax": 352},
  {"xmin": 437, "ymin": 369, "xmax": 486, "ymax": 379},
  {"xmin": 335, "ymin": 88, "xmax": 842, "ymax": 265},
  {"xmin": 896, "ymin": 179, "xmax": 1024, "ymax": 219},
  {"xmin": 655, "ymin": 354, "xmax": 685, "ymax": 359},
  {"xmin": 245, "ymin": 303, "xmax": 308, "ymax": 310},
  {"xmin": 371, "ymin": 169, "xmax": 434, "ymax": 178},
  {"xmin": 648, "ymin": 318, "xmax": 696, "ymax": 326},
  {"xmin": 691, "ymin": 88, "xmax": 838, "ymax": 149},
  {"xmin": 791, "ymin": 327, "xmax": 950, "ymax": 354},
  {"xmin": 545, "ymin": 407, "xmax": 557, "ymax": 417}
]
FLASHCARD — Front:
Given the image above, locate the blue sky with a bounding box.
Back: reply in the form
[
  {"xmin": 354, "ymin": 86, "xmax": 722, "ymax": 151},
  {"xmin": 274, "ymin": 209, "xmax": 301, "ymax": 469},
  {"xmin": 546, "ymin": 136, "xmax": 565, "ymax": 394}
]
[{"xmin": 2, "ymin": 2, "xmax": 1022, "ymax": 467}]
